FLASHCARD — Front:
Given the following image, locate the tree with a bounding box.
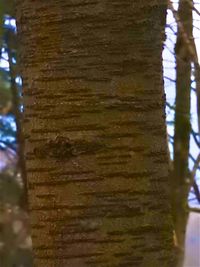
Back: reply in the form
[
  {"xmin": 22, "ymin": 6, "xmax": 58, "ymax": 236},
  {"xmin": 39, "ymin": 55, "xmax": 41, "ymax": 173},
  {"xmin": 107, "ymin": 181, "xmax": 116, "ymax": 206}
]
[
  {"xmin": 167, "ymin": 0, "xmax": 200, "ymax": 255},
  {"xmin": 172, "ymin": 0, "xmax": 192, "ymax": 249},
  {"xmin": 16, "ymin": 1, "xmax": 176, "ymax": 266}
]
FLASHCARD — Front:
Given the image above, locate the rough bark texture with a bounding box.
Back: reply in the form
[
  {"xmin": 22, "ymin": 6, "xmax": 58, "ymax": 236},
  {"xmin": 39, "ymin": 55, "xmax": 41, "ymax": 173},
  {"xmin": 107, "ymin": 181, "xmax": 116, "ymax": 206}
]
[
  {"xmin": 16, "ymin": 1, "xmax": 175, "ymax": 266},
  {"xmin": 173, "ymin": 0, "xmax": 192, "ymax": 251}
]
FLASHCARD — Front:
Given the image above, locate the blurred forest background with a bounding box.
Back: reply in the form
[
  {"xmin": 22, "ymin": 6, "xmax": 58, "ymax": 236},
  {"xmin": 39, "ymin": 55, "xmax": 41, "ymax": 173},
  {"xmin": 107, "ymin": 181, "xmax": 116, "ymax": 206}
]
[{"xmin": 0, "ymin": 0, "xmax": 199, "ymax": 266}]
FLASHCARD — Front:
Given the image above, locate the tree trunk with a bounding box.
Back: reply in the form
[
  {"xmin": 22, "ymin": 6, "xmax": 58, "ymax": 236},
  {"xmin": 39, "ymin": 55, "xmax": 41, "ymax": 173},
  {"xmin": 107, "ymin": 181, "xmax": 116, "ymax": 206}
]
[
  {"xmin": 16, "ymin": 1, "xmax": 175, "ymax": 266},
  {"xmin": 173, "ymin": 0, "xmax": 192, "ymax": 252}
]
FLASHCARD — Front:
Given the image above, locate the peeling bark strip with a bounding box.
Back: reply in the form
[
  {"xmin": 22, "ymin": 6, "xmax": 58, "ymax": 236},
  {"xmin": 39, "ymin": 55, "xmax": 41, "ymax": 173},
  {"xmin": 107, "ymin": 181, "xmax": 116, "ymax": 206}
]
[{"xmin": 16, "ymin": 1, "xmax": 176, "ymax": 266}]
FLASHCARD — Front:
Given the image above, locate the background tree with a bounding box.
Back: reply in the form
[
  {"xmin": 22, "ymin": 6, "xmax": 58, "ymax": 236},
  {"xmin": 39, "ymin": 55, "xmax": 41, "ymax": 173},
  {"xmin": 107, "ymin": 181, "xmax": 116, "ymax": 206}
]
[
  {"xmin": 172, "ymin": 0, "xmax": 192, "ymax": 250},
  {"xmin": 166, "ymin": 0, "xmax": 200, "ymax": 249}
]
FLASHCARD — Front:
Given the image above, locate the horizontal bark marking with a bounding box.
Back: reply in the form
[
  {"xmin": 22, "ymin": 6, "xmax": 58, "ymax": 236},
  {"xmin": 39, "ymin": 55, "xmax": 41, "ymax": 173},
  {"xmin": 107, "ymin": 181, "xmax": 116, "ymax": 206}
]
[
  {"xmin": 37, "ymin": 114, "xmax": 80, "ymax": 120},
  {"xmin": 31, "ymin": 211, "xmax": 143, "ymax": 220},
  {"xmin": 26, "ymin": 167, "xmax": 57, "ymax": 172},
  {"xmin": 144, "ymin": 150, "xmax": 167, "ymax": 157},
  {"xmin": 27, "ymin": 138, "xmax": 48, "ymax": 143},
  {"xmin": 97, "ymin": 154, "xmax": 131, "ymax": 160},
  {"xmin": 127, "ymin": 225, "xmax": 171, "ymax": 235},
  {"xmin": 98, "ymin": 161, "xmax": 127, "ymax": 166},
  {"xmin": 26, "ymin": 104, "xmax": 55, "ymax": 110},
  {"xmin": 34, "ymin": 238, "xmax": 124, "ymax": 249},
  {"xmin": 48, "ymin": 228, "xmax": 98, "ymax": 235},
  {"xmin": 81, "ymin": 189, "xmax": 130, "ymax": 196},
  {"xmin": 36, "ymin": 193, "xmax": 55, "ymax": 199},
  {"xmin": 62, "ymin": 125, "xmax": 106, "ymax": 131},
  {"xmin": 97, "ymin": 133, "xmax": 139, "ymax": 139},
  {"xmin": 31, "ymin": 129, "xmax": 58, "ymax": 134},
  {"xmin": 32, "ymin": 212, "xmax": 143, "ymax": 222},
  {"xmin": 104, "ymin": 102, "xmax": 162, "ymax": 112},
  {"xmin": 106, "ymin": 145, "xmax": 145, "ymax": 152},
  {"xmin": 35, "ymin": 252, "xmax": 103, "ymax": 260},
  {"xmin": 30, "ymin": 203, "xmax": 142, "ymax": 212},
  {"xmin": 104, "ymin": 171, "xmax": 155, "ymax": 178},
  {"xmin": 29, "ymin": 178, "xmax": 104, "ymax": 187},
  {"xmin": 80, "ymin": 189, "xmax": 157, "ymax": 197}
]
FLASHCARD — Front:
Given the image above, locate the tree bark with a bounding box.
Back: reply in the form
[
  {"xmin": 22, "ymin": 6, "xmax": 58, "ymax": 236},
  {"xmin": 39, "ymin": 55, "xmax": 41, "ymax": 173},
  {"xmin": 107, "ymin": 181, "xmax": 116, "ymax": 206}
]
[{"xmin": 16, "ymin": 1, "xmax": 175, "ymax": 266}]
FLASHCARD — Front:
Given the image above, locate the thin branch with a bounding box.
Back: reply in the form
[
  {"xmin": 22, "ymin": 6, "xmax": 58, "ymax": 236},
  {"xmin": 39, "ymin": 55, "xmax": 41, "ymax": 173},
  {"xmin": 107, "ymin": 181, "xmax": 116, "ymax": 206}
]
[
  {"xmin": 190, "ymin": 153, "xmax": 200, "ymax": 203},
  {"xmin": 191, "ymin": 129, "xmax": 200, "ymax": 148},
  {"xmin": 164, "ymin": 76, "xmax": 176, "ymax": 83},
  {"xmin": 191, "ymin": 153, "xmax": 200, "ymax": 178},
  {"xmin": 166, "ymin": 102, "xmax": 175, "ymax": 110}
]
